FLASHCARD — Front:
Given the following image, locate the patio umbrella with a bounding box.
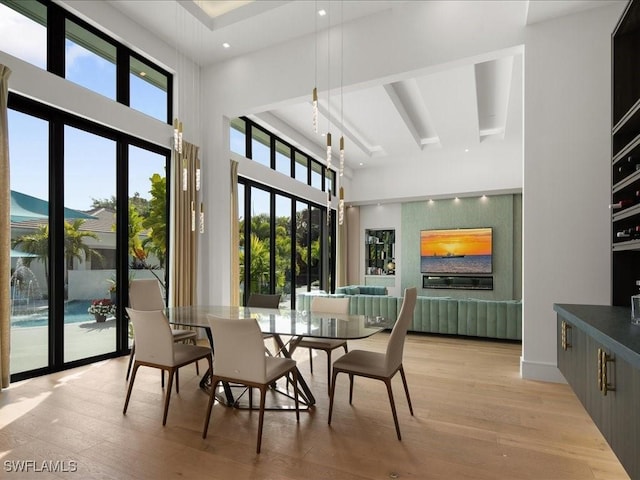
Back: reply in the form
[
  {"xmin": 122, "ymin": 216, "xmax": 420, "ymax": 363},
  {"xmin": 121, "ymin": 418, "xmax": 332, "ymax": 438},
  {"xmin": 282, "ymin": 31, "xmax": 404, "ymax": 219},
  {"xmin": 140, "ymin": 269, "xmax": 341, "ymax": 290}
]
[{"xmin": 10, "ymin": 190, "xmax": 96, "ymax": 222}]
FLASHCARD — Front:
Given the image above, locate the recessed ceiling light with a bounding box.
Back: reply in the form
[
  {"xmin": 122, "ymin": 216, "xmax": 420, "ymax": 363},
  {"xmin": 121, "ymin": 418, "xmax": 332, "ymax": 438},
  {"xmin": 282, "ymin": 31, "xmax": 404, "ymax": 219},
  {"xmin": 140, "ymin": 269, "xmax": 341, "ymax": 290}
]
[
  {"xmin": 359, "ymin": 162, "xmax": 363, "ymax": 166},
  {"xmin": 222, "ymin": 42, "xmax": 231, "ymax": 49},
  {"xmin": 318, "ymin": 9, "xmax": 327, "ymax": 16},
  {"xmin": 464, "ymin": 148, "xmax": 469, "ymax": 153}
]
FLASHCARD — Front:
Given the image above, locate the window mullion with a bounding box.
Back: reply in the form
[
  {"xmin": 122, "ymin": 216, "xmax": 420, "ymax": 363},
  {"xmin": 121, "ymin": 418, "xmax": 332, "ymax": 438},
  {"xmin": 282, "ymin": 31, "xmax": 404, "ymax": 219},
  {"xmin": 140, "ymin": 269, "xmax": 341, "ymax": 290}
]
[{"xmin": 47, "ymin": 2, "xmax": 64, "ymax": 75}]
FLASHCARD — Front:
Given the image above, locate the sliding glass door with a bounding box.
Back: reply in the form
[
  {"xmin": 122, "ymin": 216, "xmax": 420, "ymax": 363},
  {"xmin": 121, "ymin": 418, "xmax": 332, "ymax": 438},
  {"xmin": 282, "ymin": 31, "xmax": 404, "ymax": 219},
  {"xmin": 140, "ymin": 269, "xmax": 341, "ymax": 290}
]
[
  {"xmin": 8, "ymin": 98, "xmax": 170, "ymax": 380},
  {"xmin": 238, "ymin": 179, "xmax": 335, "ymax": 309},
  {"xmin": 63, "ymin": 125, "xmax": 117, "ymax": 362},
  {"xmin": 8, "ymin": 110, "xmax": 50, "ymax": 374}
]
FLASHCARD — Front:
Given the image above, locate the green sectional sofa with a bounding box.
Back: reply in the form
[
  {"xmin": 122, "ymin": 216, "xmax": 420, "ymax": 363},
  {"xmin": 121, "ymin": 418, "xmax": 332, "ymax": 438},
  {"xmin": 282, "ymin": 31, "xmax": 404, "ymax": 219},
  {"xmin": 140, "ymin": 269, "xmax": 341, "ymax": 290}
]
[{"xmin": 296, "ymin": 291, "xmax": 521, "ymax": 341}]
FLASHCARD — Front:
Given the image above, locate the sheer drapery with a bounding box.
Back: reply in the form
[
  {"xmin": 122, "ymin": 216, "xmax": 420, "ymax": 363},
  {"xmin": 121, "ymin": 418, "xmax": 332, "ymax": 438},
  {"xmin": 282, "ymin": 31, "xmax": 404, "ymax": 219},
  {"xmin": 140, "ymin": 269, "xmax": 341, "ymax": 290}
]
[
  {"xmin": 0, "ymin": 65, "xmax": 12, "ymax": 389},
  {"xmin": 230, "ymin": 160, "xmax": 240, "ymax": 306},
  {"xmin": 171, "ymin": 140, "xmax": 199, "ymax": 307}
]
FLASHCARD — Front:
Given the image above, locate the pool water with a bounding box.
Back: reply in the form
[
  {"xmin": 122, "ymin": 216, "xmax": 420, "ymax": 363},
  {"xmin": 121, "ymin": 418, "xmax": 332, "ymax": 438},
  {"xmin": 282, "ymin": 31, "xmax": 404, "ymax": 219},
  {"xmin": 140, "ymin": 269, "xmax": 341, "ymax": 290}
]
[{"xmin": 10, "ymin": 300, "xmax": 106, "ymax": 328}]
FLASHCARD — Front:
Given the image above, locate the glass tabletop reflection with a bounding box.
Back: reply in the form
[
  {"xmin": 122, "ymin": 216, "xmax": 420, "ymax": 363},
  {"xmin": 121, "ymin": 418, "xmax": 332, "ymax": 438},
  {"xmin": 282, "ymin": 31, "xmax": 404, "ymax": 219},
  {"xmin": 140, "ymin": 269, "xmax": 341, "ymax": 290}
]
[{"xmin": 165, "ymin": 305, "xmax": 392, "ymax": 340}]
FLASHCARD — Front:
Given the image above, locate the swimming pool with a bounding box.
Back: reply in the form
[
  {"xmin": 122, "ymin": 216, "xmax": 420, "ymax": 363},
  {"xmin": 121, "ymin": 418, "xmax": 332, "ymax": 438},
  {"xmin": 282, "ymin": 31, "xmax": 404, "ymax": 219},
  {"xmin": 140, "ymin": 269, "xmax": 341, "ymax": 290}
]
[{"xmin": 10, "ymin": 300, "xmax": 106, "ymax": 328}]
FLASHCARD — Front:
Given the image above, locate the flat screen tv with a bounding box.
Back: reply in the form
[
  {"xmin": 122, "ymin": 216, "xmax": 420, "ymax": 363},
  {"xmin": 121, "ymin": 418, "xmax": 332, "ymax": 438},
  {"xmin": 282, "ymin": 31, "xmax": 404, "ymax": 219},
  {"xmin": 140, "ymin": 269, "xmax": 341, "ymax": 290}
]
[{"xmin": 420, "ymin": 227, "xmax": 493, "ymax": 274}]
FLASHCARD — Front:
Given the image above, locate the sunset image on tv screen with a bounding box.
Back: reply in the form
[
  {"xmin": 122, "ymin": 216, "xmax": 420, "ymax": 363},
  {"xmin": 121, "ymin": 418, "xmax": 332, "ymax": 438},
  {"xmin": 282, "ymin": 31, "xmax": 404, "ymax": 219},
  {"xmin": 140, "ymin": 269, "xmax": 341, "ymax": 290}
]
[{"xmin": 420, "ymin": 227, "xmax": 492, "ymax": 274}]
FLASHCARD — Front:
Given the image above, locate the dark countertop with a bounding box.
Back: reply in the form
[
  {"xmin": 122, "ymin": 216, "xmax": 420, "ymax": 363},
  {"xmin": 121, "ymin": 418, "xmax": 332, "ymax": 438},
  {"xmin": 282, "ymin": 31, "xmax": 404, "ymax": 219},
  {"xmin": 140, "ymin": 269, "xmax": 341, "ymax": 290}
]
[{"xmin": 554, "ymin": 303, "xmax": 640, "ymax": 369}]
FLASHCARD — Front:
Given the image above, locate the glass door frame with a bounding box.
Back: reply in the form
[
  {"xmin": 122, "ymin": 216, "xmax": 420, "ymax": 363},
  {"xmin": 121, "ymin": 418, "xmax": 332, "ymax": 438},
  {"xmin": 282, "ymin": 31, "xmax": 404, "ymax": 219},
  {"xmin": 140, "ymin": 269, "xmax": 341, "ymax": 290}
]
[{"xmin": 9, "ymin": 93, "xmax": 171, "ymax": 381}]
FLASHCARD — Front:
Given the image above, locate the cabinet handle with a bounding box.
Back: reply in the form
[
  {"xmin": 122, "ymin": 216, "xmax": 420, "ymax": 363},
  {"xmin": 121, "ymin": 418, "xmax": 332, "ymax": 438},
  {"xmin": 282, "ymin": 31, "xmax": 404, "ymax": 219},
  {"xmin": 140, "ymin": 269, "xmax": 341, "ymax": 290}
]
[
  {"xmin": 597, "ymin": 348, "xmax": 603, "ymax": 391},
  {"xmin": 561, "ymin": 321, "xmax": 572, "ymax": 350},
  {"xmin": 598, "ymin": 348, "xmax": 616, "ymax": 396}
]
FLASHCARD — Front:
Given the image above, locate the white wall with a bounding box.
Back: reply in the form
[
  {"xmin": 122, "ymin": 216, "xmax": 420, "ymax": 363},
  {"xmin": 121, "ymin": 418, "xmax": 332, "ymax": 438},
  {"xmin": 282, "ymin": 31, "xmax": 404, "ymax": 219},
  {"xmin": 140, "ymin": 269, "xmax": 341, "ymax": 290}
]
[{"xmin": 521, "ymin": 3, "xmax": 624, "ymax": 382}]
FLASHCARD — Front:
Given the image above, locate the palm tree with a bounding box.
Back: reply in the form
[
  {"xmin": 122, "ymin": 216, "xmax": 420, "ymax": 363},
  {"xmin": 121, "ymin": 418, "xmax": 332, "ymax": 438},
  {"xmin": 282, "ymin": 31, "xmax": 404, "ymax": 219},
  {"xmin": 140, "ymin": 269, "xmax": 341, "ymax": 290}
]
[
  {"xmin": 12, "ymin": 219, "xmax": 101, "ymax": 293},
  {"xmin": 64, "ymin": 219, "xmax": 101, "ymax": 291}
]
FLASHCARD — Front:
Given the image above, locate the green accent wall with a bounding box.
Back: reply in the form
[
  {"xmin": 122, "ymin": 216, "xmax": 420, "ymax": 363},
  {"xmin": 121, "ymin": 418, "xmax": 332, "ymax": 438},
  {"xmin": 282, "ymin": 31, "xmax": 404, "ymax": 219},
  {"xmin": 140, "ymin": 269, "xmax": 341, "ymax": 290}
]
[{"xmin": 401, "ymin": 194, "xmax": 522, "ymax": 301}]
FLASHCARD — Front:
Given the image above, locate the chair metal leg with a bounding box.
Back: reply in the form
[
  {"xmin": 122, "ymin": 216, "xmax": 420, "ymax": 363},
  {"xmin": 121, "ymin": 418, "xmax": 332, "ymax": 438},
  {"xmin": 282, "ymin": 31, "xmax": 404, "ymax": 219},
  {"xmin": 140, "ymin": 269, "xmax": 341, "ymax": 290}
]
[
  {"xmin": 328, "ymin": 369, "xmax": 339, "ymax": 425},
  {"xmin": 308, "ymin": 348, "xmax": 314, "ymax": 373},
  {"xmin": 348, "ymin": 373, "xmax": 354, "ymax": 404},
  {"xmin": 123, "ymin": 363, "xmax": 139, "ymax": 414},
  {"xmin": 399, "ymin": 365, "xmax": 413, "ymax": 416},
  {"xmin": 175, "ymin": 369, "xmax": 180, "ymax": 394},
  {"xmin": 384, "ymin": 378, "xmax": 401, "ymax": 441},
  {"xmin": 162, "ymin": 369, "xmax": 175, "ymax": 426},
  {"xmin": 325, "ymin": 350, "xmax": 332, "ymax": 396},
  {"xmin": 292, "ymin": 369, "xmax": 300, "ymax": 423},
  {"xmin": 256, "ymin": 386, "xmax": 267, "ymax": 454},
  {"xmin": 126, "ymin": 343, "xmax": 135, "ymax": 380}
]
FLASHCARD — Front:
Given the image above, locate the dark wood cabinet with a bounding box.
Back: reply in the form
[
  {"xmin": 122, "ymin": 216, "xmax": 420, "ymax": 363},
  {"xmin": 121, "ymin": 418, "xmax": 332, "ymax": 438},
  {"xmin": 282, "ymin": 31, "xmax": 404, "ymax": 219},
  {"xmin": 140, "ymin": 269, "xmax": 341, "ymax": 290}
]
[{"xmin": 555, "ymin": 304, "xmax": 640, "ymax": 480}]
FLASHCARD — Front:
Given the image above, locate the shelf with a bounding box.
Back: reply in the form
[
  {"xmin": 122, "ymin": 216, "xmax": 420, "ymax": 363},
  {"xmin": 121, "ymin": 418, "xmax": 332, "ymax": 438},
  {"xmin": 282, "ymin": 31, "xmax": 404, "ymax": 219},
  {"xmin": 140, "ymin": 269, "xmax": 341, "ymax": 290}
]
[
  {"xmin": 613, "ymin": 203, "xmax": 640, "ymax": 222},
  {"xmin": 613, "ymin": 97, "xmax": 640, "ymax": 135},
  {"xmin": 613, "ymin": 168, "xmax": 640, "ymax": 193},
  {"xmin": 613, "ymin": 239, "xmax": 640, "ymax": 251},
  {"xmin": 612, "ymin": 131, "xmax": 640, "ymax": 164}
]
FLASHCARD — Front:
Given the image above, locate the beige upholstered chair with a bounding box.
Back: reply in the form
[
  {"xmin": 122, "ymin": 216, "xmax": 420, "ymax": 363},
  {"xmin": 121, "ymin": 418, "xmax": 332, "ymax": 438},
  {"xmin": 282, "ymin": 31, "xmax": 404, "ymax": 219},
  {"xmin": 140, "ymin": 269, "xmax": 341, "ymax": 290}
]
[
  {"xmin": 295, "ymin": 296, "xmax": 350, "ymax": 395},
  {"xmin": 123, "ymin": 308, "xmax": 212, "ymax": 426},
  {"xmin": 247, "ymin": 293, "xmax": 282, "ymax": 355},
  {"xmin": 328, "ymin": 287, "xmax": 417, "ymax": 440},
  {"xmin": 126, "ymin": 279, "xmax": 198, "ymax": 382},
  {"xmin": 203, "ymin": 316, "xmax": 299, "ymax": 454}
]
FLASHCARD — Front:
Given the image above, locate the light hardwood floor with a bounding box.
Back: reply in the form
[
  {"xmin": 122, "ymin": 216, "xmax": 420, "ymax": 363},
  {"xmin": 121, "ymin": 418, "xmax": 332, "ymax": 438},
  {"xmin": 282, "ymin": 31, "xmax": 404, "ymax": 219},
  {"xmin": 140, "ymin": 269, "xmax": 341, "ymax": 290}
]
[{"xmin": 0, "ymin": 333, "xmax": 631, "ymax": 480}]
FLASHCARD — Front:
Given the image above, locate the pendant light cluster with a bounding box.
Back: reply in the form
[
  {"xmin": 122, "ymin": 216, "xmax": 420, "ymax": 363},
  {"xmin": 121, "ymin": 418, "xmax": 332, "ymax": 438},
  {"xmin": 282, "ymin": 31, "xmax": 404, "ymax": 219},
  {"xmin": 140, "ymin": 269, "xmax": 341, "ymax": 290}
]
[{"xmin": 312, "ymin": 2, "xmax": 346, "ymax": 225}]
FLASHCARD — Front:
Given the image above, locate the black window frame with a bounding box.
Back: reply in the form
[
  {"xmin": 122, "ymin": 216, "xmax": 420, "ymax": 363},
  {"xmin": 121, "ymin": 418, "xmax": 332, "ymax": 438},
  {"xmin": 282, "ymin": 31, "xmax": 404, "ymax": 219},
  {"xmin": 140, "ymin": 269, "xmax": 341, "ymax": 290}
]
[
  {"xmin": 2, "ymin": 0, "xmax": 173, "ymax": 124},
  {"xmin": 8, "ymin": 92, "xmax": 172, "ymax": 382}
]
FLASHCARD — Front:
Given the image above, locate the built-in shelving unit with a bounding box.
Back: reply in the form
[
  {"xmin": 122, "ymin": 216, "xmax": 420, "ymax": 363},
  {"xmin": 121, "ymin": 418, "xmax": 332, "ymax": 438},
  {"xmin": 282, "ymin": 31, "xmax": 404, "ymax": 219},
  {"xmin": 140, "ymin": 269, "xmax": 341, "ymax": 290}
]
[
  {"xmin": 612, "ymin": 0, "xmax": 640, "ymax": 306},
  {"xmin": 365, "ymin": 229, "xmax": 395, "ymax": 276}
]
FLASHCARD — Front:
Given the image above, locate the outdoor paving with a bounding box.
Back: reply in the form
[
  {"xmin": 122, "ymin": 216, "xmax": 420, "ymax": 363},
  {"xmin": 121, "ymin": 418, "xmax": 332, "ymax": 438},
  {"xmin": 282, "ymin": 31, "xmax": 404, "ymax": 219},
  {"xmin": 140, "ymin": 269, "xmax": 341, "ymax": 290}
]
[{"xmin": 10, "ymin": 319, "xmax": 128, "ymax": 374}]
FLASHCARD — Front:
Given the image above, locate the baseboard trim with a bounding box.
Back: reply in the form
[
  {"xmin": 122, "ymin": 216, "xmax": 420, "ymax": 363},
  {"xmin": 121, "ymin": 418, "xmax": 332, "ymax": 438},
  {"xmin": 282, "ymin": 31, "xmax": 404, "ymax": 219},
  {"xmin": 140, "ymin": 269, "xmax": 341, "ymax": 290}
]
[{"xmin": 520, "ymin": 357, "xmax": 567, "ymax": 383}]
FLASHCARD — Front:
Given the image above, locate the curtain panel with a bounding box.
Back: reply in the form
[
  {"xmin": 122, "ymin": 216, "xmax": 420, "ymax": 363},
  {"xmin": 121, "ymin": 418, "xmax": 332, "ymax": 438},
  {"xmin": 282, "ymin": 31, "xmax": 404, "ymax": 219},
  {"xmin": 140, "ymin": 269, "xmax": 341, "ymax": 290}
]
[{"xmin": 170, "ymin": 141, "xmax": 199, "ymax": 308}]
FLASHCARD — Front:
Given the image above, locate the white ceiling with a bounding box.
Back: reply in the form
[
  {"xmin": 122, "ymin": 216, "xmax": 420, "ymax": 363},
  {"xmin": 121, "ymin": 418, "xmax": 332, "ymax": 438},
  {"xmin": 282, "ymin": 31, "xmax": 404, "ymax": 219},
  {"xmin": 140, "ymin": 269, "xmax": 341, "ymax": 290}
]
[{"xmin": 106, "ymin": 0, "xmax": 622, "ymax": 174}]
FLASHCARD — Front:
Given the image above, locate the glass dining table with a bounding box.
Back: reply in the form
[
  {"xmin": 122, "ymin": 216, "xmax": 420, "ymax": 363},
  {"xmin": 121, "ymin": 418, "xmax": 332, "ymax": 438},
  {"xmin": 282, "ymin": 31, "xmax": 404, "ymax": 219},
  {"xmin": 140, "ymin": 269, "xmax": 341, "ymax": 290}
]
[{"xmin": 164, "ymin": 305, "xmax": 393, "ymax": 407}]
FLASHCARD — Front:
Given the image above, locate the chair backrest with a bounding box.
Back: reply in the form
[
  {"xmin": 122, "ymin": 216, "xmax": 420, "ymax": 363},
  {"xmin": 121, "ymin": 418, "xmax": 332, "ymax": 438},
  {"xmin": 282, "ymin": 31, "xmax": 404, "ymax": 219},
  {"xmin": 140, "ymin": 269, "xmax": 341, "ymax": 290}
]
[
  {"xmin": 385, "ymin": 287, "xmax": 417, "ymax": 371},
  {"xmin": 129, "ymin": 279, "xmax": 165, "ymax": 310},
  {"xmin": 207, "ymin": 316, "xmax": 267, "ymax": 383},
  {"xmin": 247, "ymin": 293, "xmax": 281, "ymax": 308},
  {"xmin": 126, "ymin": 308, "xmax": 174, "ymax": 365},
  {"xmin": 310, "ymin": 296, "xmax": 350, "ymax": 314}
]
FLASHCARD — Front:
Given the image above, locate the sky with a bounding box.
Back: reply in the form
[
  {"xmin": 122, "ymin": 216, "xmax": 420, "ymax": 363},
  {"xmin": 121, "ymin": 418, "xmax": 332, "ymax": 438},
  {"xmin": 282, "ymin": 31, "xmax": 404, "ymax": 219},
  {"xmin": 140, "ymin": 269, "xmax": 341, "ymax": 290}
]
[
  {"xmin": 2, "ymin": 4, "xmax": 167, "ymax": 211},
  {"xmin": 420, "ymin": 228, "xmax": 493, "ymax": 256}
]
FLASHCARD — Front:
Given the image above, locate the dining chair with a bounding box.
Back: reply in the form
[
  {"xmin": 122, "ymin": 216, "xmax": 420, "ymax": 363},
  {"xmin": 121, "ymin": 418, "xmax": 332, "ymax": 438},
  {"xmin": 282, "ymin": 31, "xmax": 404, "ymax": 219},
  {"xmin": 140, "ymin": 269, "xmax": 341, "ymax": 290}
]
[
  {"xmin": 295, "ymin": 296, "xmax": 350, "ymax": 395},
  {"xmin": 247, "ymin": 293, "xmax": 281, "ymax": 309},
  {"xmin": 203, "ymin": 316, "xmax": 299, "ymax": 454},
  {"xmin": 328, "ymin": 287, "xmax": 417, "ymax": 440},
  {"xmin": 123, "ymin": 308, "xmax": 212, "ymax": 426},
  {"xmin": 126, "ymin": 278, "xmax": 199, "ymax": 383}
]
